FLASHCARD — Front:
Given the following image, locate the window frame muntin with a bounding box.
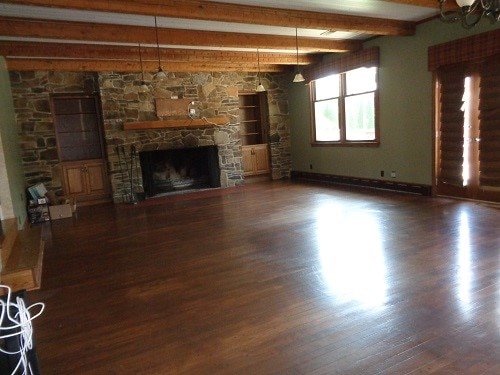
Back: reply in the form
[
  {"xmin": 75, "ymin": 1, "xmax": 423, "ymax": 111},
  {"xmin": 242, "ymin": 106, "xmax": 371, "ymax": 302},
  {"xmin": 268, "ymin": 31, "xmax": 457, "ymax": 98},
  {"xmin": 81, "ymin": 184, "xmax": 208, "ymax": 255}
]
[{"xmin": 310, "ymin": 67, "xmax": 380, "ymax": 147}]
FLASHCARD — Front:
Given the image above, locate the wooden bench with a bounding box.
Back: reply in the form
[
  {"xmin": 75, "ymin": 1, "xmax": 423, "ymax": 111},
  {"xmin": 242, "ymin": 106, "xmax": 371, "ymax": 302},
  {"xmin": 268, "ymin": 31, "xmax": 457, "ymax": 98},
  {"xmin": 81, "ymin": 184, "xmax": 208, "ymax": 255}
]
[{"xmin": 1, "ymin": 219, "xmax": 46, "ymax": 292}]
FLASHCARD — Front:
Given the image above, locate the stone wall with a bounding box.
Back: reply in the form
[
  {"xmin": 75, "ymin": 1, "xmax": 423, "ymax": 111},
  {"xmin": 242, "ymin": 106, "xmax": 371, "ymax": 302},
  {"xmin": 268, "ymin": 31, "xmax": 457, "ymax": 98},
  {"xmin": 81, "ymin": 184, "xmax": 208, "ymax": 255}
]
[
  {"xmin": 99, "ymin": 70, "xmax": 292, "ymax": 202},
  {"xmin": 9, "ymin": 71, "xmax": 96, "ymax": 191},
  {"xmin": 266, "ymin": 75, "xmax": 292, "ymax": 180},
  {"xmin": 8, "ymin": 70, "xmax": 291, "ymax": 202}
]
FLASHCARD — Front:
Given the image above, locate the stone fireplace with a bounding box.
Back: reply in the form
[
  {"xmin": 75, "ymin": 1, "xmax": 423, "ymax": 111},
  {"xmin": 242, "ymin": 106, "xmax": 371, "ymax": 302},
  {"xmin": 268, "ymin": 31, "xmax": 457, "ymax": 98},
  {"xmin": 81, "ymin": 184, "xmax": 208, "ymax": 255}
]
[
  {"xmin": 97, "ymin": 71, "xmax": 292, "ymax": 203},
  {"xmin": 140, "ymin": 145, "xmax": 220, "ymax": 197},
  {"xmin": 7, "ymin": 71, "xmax": 291, "ymax": 204},
  {"xmin": 105, "ymin": 124, "xmax": 242, "ymax": 203}
]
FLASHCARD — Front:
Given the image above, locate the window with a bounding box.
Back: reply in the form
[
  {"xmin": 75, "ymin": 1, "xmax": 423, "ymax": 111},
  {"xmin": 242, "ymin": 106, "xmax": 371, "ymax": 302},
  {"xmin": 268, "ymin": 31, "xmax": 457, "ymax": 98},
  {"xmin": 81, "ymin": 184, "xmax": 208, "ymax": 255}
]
[{"xmin": 311, "ymin": 67, "xmax": 378, "ymax": 145}]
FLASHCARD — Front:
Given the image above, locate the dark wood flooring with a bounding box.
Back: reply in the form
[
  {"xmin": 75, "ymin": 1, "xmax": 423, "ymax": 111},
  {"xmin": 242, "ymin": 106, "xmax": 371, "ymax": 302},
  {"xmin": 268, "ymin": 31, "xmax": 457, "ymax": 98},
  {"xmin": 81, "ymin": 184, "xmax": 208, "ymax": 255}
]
[{"xmin": 29, "ymin": 181, "xmax": 500, "ymax": 374}]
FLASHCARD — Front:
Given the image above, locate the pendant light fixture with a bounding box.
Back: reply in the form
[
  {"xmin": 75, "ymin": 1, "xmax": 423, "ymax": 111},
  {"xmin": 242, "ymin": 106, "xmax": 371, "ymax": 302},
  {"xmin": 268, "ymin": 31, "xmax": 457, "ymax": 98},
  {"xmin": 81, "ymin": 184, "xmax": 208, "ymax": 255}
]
[
  {"xmin": 138, "ymin": 43, "xmax": 149, "ymax": 93},
  {"xmin": 438, "ymin": 0, "xmax": 500, "ymax": 28},
  {"xmin": 293, "ymin": 28, "xmax": 305, "ymax": 83},
  {"xmin": 153, "ymin": 16, "xmax": 167, "ymax": 80},
  {"xmin": 256, "ymin": 48, "xmax": 266, "ymax": 92}
]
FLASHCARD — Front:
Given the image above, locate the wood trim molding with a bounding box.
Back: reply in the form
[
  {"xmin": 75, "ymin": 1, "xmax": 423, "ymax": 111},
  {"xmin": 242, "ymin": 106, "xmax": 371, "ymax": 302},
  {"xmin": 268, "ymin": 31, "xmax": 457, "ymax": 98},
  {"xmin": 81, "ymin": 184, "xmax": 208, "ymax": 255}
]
[
  {"xmin": 123, "ymin": 117, "xmax": 230, "ymax": 130},
  {"xmin": 290, "ymin": 171, "xmax": 432, "ymax": 196}
]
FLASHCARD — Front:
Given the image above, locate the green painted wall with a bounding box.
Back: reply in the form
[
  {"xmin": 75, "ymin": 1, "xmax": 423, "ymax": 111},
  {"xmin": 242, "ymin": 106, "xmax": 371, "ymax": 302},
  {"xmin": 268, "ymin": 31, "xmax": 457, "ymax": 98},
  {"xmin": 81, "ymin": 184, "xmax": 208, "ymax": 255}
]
[
  {"xmin": 0, "ymin": 57, "xmax": 27, "ymax": 227},
  {"xmin": 289, "ymin": 18, "xmax": 500, "ymax": 185}
]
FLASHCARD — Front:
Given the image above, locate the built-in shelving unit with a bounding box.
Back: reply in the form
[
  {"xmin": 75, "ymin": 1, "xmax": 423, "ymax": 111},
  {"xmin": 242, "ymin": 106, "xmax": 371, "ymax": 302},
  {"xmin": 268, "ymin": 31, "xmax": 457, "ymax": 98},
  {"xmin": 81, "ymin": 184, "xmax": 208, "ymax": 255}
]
[
  {"xmin": 238, "ymin": 92, "xmax": 270, "ymax": 177},
  {"xmin": 238, "ymin": 93, "xmax": 265, "ymax": 146},
  {"xmin": 50, "ymin": 93, "xmax": 111, "ymax": 205}
]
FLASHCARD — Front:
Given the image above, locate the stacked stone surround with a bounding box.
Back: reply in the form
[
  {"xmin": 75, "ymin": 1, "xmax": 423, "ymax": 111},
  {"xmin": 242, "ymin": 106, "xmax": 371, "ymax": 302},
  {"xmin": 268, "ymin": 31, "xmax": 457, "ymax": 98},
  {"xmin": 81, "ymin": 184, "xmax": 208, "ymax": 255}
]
[
  {"xmin": 104, "ymin": 126, "xmax": 242, "ymax": 203},
  {"xmin": 8, "ymin": 70, "xmax": 292, "ymax": 202}
]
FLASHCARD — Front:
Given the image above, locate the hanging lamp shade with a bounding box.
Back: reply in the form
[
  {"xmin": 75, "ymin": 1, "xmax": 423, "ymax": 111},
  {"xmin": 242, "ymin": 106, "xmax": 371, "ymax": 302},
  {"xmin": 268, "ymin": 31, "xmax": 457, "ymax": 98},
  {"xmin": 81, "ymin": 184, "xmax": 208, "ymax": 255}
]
[
  {"xmin": 154, "ymin": 68, "xmax": 167, "ymax": 80},
  {"xmin": 256, "ymin": 83, "xmax": 266, "ymax": 92},
  {"xmin": 293, "ymin": 72, "xmax": 305, "ymax": 83},
  {"xmin": 255, "ymin": 48, "xmax": 266, "ymax": 92},
  {"xmin": 138, "ymin": 82, "xmax": 149, "ymax": 93}
]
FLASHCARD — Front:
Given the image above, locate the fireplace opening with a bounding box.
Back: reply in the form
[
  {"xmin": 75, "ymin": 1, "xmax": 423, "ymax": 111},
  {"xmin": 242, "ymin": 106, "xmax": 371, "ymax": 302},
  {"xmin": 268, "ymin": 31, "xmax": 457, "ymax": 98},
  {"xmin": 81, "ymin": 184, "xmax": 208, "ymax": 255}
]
[{"xmin": 139, "ymin": 146, "xmax": 220, "ymax": 197}]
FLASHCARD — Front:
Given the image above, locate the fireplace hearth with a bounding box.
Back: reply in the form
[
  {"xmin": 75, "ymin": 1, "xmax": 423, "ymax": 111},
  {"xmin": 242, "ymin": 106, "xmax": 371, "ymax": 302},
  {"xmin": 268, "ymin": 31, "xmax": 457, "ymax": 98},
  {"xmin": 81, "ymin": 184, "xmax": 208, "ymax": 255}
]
[{"xmin": 139, "ymin": 146, "xmax": 221, "ymax": 197}]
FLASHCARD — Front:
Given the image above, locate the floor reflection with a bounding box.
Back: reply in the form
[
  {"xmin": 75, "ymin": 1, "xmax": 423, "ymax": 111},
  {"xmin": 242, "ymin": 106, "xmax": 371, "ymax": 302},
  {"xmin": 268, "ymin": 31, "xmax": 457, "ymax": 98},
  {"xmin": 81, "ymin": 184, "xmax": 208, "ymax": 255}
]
[
  {"xmin": 456, "ymin": 209, "xmax": 472, "ymax": 314},
  {"xmin": 315, "ymin": 203, "xmax": 387, "ymax": 308}
]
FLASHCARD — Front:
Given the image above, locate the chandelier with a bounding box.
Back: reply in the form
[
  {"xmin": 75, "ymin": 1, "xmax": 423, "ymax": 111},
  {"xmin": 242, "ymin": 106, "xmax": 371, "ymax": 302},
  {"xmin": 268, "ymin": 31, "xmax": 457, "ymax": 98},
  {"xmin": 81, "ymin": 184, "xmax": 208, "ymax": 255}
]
[{"xmin": 438, "ymin": 0, "xmax": 500, "ymax": 28}]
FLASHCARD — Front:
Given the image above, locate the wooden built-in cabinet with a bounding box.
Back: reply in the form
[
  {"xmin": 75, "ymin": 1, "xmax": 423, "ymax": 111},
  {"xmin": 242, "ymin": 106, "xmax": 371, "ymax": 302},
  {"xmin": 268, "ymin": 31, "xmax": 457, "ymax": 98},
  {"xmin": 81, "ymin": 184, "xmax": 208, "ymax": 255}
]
[
  {"xmin": 242, "ymin": 144, "xmax": 270, "ymax": 176},
  {"xmin": 61, "ymin": 159, "xmax": 109, "ymax": 203},
  {"xmin": 51, "ymin": 93, "xmax": 111, "ymax": 205},
  {"xmin": 238, "ymin": 92, "xmax": 270, "ymax": 177}
]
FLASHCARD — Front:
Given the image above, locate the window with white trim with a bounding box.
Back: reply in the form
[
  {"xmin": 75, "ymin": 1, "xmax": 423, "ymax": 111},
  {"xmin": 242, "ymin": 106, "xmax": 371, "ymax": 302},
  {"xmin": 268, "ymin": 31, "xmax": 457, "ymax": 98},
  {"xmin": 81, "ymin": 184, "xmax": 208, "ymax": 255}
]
[{"xmin": 311, "ymin": 67, "xmax": 379, "ymax": 145}]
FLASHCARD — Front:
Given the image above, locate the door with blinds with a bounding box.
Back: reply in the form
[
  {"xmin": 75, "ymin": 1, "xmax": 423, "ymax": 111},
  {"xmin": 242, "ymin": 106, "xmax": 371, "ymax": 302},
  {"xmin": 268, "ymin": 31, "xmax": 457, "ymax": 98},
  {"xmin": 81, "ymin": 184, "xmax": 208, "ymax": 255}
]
[{"xmin": 435, "ymin": 56, "xmax": 500, "ymax": 203}]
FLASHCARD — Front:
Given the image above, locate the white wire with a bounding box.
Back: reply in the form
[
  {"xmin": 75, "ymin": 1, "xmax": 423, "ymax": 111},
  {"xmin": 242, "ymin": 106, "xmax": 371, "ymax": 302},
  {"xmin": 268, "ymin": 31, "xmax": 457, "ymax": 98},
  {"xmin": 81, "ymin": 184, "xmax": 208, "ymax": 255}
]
[{"xmin": 0, "ymin": 285, "xmax": 45, "ymax": 375}]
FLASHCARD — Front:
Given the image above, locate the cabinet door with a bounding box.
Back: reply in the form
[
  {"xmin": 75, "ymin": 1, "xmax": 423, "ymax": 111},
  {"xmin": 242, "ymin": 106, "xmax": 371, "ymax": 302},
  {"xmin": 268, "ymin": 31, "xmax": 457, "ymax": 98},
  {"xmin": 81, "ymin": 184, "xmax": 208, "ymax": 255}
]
[
  {"xmin": 242, "ymin": 146, "xmax": 255, "ymax": 175},
  {"xmin": 62, "ymin": 160, "xmax": 109, "ymax": 202},
  {"xmin": 62, "ymin": 164, "xmax": 86, "ymax": 195},
  {"xmin": 85, "ymin": 161, "xmax": 107, "ymax": 194},
  {"xmin": 253, "ymin": 144, "xmax": 270, "ymax": 174},
  {"xmin": 242, "ymin": 144, "xmax": 270, "ymax": 176}
]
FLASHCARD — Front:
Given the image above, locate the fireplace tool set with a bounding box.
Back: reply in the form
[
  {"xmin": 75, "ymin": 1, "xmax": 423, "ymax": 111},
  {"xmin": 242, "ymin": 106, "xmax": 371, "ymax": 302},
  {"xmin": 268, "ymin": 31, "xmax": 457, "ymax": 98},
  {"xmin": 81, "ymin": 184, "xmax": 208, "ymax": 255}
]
[{"xmin": 116, "ymin": 145, "xmax": 144, "ymax": 204}]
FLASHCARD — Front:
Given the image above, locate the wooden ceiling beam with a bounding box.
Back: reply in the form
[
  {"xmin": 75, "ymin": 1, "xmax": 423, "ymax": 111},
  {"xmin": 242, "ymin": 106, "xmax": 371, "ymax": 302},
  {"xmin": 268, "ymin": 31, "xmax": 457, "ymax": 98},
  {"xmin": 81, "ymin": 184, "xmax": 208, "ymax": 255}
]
[
  {"xmin": 4, "ymin": 58, "xmax": 284, "ymax": 72},
  {"xmin": 382, "ymin": 0, "xmax": 447, "ymax": 9},
  {"xmin": 385, "ymin": 0, "xmax": 460, "ymax": 12},
  {"xmin": 2, "ymin": 0, "xmax": 416, "ymax": 36},
  {"xmin": 0, "ymin": 41, "xmax": 320, "ymax": 65},
  {"xmin": 382, "ymin": 0, "xmax": 434, "ymax": 7},
  {"xmin": 0, "ymin": 16, "xmax": 362, "ymax": 53}
]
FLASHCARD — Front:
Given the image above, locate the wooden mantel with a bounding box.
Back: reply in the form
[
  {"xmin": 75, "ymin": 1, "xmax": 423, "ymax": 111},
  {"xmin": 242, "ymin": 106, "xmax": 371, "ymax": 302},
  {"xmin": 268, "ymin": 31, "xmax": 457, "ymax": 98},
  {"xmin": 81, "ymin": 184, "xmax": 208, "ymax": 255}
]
[{"xmin": 123, "ymin": 116, "xmax": 230, "ymax": 130}]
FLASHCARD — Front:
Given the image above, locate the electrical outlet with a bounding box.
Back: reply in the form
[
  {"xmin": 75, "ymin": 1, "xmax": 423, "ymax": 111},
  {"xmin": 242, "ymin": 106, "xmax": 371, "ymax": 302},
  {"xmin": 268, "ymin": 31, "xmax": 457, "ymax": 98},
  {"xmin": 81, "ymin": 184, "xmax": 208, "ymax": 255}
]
[
  {"xmin": 391, "ymin": 171, "xmax": 396, "ymax": 178},
  {"xmin": 310, "ymin": 164, "xmax": 313, "ymax": 170},
  {"xmin": 380, "ymin": 170, "xmax": 384, "ymax": 177}
]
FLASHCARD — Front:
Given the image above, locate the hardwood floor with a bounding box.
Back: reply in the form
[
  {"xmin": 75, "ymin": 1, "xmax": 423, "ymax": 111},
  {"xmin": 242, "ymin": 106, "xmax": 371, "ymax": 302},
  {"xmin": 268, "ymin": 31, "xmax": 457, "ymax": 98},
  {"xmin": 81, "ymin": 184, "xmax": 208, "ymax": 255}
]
[{"xmin": 28, "ymin": 181, "xmax": 500, "ymax": 374}]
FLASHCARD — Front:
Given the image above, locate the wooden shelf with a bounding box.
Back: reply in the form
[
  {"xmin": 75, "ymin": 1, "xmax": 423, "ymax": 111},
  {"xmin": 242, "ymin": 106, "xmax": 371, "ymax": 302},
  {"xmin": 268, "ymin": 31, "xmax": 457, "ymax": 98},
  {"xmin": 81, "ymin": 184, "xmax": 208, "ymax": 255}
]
[{"xmin": 124, "ymin": 116, "xmax": 229, "ymax": 130}]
